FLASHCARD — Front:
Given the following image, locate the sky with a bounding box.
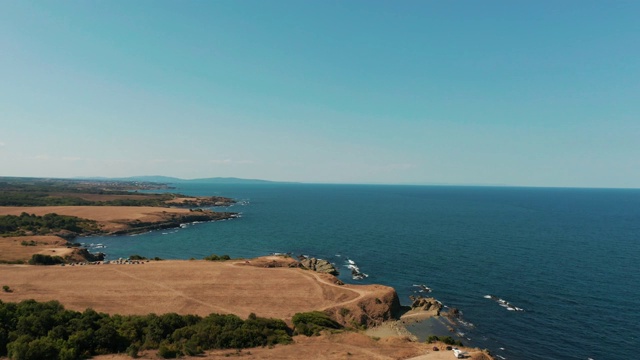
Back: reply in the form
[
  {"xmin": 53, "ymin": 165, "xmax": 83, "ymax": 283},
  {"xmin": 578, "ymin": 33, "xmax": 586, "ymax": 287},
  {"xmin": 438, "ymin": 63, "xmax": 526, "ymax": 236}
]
[{"xmin": 1, "ymin": 1, "xmax": 639, "ymax": 187}]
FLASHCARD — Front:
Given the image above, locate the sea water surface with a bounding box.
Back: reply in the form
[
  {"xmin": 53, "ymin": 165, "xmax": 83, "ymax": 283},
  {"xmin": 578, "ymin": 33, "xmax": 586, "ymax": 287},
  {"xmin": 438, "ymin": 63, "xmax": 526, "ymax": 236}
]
[{"xmin": 86, "ymin": 184, "xmax": 640, "ymax": 360}]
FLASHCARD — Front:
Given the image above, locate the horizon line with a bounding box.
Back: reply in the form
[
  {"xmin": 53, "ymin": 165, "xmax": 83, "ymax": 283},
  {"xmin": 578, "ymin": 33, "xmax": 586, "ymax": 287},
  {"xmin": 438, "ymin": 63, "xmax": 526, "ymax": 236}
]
[{"xmin": 1, "ymin": 175, "xmax": 638, "ymax": 190}]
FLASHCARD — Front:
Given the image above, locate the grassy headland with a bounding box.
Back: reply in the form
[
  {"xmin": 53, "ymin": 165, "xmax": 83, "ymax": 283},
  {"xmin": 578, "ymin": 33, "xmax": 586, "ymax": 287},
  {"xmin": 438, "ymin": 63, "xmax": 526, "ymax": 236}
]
[
  {"xmin": 0, "ymin": 177, "xmax": 237, "ymax": 264},
  {"xmin": 0, "ymin": 177, "xmax": 494, "ymax": 360}
]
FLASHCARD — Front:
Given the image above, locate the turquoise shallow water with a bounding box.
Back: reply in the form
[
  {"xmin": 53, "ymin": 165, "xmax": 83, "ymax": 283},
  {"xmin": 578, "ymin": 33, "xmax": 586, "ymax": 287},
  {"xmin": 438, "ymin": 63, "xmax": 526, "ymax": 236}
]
[{"xmin": 85, "ymin": 184, "xmax": 640, "ymax": 360}]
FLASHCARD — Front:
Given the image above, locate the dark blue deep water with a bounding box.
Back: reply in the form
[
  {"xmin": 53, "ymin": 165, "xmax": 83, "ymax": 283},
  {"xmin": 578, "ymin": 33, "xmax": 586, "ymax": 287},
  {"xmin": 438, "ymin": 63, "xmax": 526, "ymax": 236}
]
[{"xmin": 86, "ymin": 184, "xmax": 640, "ymax": 360}]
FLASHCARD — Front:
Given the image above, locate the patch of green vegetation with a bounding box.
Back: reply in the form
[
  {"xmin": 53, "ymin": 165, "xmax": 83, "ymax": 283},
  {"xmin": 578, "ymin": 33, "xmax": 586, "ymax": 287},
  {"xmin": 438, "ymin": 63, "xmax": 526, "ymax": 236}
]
[
  {"xmin": 0, "ymin": 260, "xmax": 25, "ymax": 265},
  {"xmin": 2, "ymin": 285, "xmax": 11, "ymax": 293},
  {"xmin": 349, "ymin": 319, "xmax": 367, "ymax": 330},
  {"xmin": 0, "ymin": 192, "xmax": 93, "ymax": 206},
  {"xmin": 129, "ymin": 255, "xmax": 147, "ymax": 261},
  {"xmin": 204, "ymin": 254, "xmax": 231, "ymax": 261},
  {"xmin": 291, "ymin": 311, "xmax": 342, "ymax": 336},
  {"xmin": 28, "ymin": 254, "xmax": 65, "ymax": 265},
  {"xmin": 20, "ymin": 240, "xmax": 37, "ymax": 246},
  {"xmin": 0, "ymin": 300, "xmax": 293, "ymax": 359},
  {"xmin": 0, "ymin": 178, "xmax": 232, "ymax": 208},
  {"xmin": 0, "ymin": 213, "xmax": 99, "ymax": 237},
  {"xmin": 0, "ymin": 178, "xmax": 170, "ymax": 207},
  {"xmin": 426, "ymin": 335, "xmax": 463, "ymax": 346}
]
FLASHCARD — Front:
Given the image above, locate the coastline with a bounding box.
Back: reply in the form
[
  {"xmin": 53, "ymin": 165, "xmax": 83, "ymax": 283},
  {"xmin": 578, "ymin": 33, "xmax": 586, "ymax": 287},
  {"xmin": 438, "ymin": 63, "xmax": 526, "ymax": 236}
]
[
  {"xmin": 0, "ymin": 257, "xmax": 493, "ymax": 359},
  {"xmin": 0, "ymin": 205, "xmax": 237, "ymax": 264},
  {"xmin": 0, "ymin": 180, "xmax": 495, "ymax": 359},
  {"xmin": 0, "ymin": 257, "xmax": 390, "ymax": 321},
  {"xmin": 0, "ymin": 205, "xmax": 237, "ymax": 235}
]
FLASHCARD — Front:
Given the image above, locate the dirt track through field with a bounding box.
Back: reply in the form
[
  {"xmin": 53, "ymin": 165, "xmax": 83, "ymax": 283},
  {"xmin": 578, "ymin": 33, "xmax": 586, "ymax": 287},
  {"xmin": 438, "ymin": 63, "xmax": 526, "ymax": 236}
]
[
  {"xmin": 0, "ymin": 258, "xmax": 491, "ymax": 360},
  {"xmin": 0, "ymin": 259, "xmax": 377, "ymax": 320},
  {"xmin": 107, "ymin": 266, "xmax": 232, "ymax": 314}
]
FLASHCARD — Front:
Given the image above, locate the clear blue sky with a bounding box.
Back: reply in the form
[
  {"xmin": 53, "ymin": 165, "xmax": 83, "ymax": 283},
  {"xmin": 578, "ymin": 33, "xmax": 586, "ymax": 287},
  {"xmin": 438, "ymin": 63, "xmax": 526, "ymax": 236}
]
[{"xmin": 1, "ymin": 1, "xmax": 638, "ymax": 187}]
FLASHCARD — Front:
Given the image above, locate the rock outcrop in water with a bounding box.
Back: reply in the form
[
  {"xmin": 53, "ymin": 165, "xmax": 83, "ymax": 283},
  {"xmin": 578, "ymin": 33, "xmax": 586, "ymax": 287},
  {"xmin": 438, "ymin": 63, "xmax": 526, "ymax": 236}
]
[
  {"xmin": 300, "ymin": 257, "xmax": 339, "ymax": 275},
  {"xmin": 409, "ymin": 296, "xmax": 443, "ymax": 316}
]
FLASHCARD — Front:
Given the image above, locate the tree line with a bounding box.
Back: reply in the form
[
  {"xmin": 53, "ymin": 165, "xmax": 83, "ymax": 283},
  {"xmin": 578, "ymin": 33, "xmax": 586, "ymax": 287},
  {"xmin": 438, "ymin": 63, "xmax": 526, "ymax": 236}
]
[
  {"xmin": 0, "ymin": 213, "xmax": 99, "ymax": 237},
  {"xmin": 0, "ymin": 299, "xmax": 298, "ymax": 359},
  {"xmin": 0, "ymin": 193, "xmax": 173, "ymax": 207},
  {"xmin": 0, "ymin": 299, "xmax": 347, "ymax": 359}
]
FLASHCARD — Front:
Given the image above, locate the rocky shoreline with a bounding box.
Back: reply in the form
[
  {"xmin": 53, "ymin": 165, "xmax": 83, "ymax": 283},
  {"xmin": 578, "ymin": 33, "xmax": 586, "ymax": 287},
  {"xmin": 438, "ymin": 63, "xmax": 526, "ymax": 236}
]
[
  {"xmin": 108, "ymin": 210, "xmax": 238, "ymax": 235},
  {"xmin": 0, "ymin": 207, "xmax": 239, "ymax": 264},
  {"xmin": 299, "ymin": 256, "xmax": 339, "ymax": 275}
]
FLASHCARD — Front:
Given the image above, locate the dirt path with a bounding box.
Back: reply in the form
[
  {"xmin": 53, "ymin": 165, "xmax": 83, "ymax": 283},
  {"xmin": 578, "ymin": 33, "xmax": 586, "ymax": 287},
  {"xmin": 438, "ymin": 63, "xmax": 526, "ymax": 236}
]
[
  {"xmin": 0, "ymin": 258, "xmax": 493, "ymax": 360},
  {"xmin": 108, "ymin": 266, "xmax": 233, "ymax": 314},
  {"xmin": 92, "ymin": 332, "xmax": 447, "ymax": 359},
  {"xmin": 0, "ymin": 259, "xmax": 368, "ymax": 319},
  {"xmin": 296, "ymin": 269, "xmax": 368, "ymax": 310}
]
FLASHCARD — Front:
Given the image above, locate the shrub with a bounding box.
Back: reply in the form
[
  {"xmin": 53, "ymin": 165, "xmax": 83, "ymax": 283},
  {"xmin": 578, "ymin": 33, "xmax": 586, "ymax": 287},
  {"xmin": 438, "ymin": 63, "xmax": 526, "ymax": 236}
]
[
  {"xmin": 0, "ymin": 259, "xmax": 25, "ymax": 265},
  {"xmin": 126, "ymin": 343, "xmax": 139, "ymax": 358},
  {"xmin": 157, "ymin": 342, "xmax": 180, "ymax": 358},
  {"xmin": 426, "ymin": 335, "xmax": 463, "ymax": 346},
  {"xmin": 2, "ymin": 285, "xmax": 11, "ymax": 292},
  {"xmin": 292, "ymin": 311, "xmax": 341, "ymax": 336},
  {"xmin": 181, "ymin": 339, "xmax": 202, "ymax": 356},
  {"xmin": 129, "ymin": 255, "xmax": 147, "ymax": 260},
  {"xmin": 28, "ymin": 254, "xmax": 64, "ymax": 265},
  {"xmin": 204, "ymin": 254, "xmax": 231, "ymax": 261}
]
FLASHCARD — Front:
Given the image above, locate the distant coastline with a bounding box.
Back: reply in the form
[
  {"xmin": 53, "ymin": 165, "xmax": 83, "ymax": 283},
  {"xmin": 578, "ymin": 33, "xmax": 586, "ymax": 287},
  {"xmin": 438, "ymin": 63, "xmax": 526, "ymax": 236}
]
[
  {"xmin": 0, "ymin": 177, "xmax": 237, "ymax": 264},
  {"xmin": 75, "ymin": 175, "xmax": 299, "ymax": 185}
]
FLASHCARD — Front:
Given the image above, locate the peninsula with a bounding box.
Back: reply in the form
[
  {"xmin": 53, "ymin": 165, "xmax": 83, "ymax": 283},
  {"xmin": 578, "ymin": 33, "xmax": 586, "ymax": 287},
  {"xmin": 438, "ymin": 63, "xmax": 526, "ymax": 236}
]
[
  {"xmin": 0, "ymin": 177, "xmax": 237, "ymax": 264},
  {"xmin": 0, "ymin": 177, "xmax": 493, "ymax": 359},
  {"xmin": 0, "ymin": 256, "xmax": 493, "ymax": 359}
]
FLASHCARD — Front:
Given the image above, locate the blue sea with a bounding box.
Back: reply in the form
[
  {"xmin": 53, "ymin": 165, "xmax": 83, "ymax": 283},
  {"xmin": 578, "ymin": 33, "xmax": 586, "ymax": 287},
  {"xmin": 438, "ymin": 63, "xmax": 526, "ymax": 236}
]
[{"xmin": 85, "ymin": 184, "xmax": 640, "ymax": 360}]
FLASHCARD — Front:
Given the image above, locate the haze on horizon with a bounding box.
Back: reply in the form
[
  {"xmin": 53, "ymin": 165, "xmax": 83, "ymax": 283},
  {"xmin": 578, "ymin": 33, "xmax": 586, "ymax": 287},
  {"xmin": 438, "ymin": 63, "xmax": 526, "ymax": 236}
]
[{"xmin": 1, "ymin": 1, "xmax": 638, "ymax": 188}]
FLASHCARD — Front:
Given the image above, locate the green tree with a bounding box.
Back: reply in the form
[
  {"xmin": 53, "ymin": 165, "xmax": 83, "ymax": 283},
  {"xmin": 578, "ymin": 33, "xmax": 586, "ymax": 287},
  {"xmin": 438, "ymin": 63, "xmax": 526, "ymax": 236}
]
[{"xmin": 291, "ymin": 311, "xmax": 341, "ymax": 336}]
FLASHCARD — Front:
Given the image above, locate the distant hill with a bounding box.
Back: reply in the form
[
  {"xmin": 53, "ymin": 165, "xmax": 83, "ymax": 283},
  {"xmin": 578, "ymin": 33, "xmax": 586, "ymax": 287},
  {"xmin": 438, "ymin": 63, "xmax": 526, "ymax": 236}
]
[{"xmin": 109, "ymin": 176, "xmax": 290, "ymax": 185}]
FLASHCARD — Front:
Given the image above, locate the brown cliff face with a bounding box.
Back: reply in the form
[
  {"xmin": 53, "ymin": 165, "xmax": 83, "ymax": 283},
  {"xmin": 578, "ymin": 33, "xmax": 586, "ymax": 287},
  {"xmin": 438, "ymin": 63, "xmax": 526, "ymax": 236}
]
[{"xmin": 325, "ymin": 284, "xmax": 401, "ymax": 328}]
